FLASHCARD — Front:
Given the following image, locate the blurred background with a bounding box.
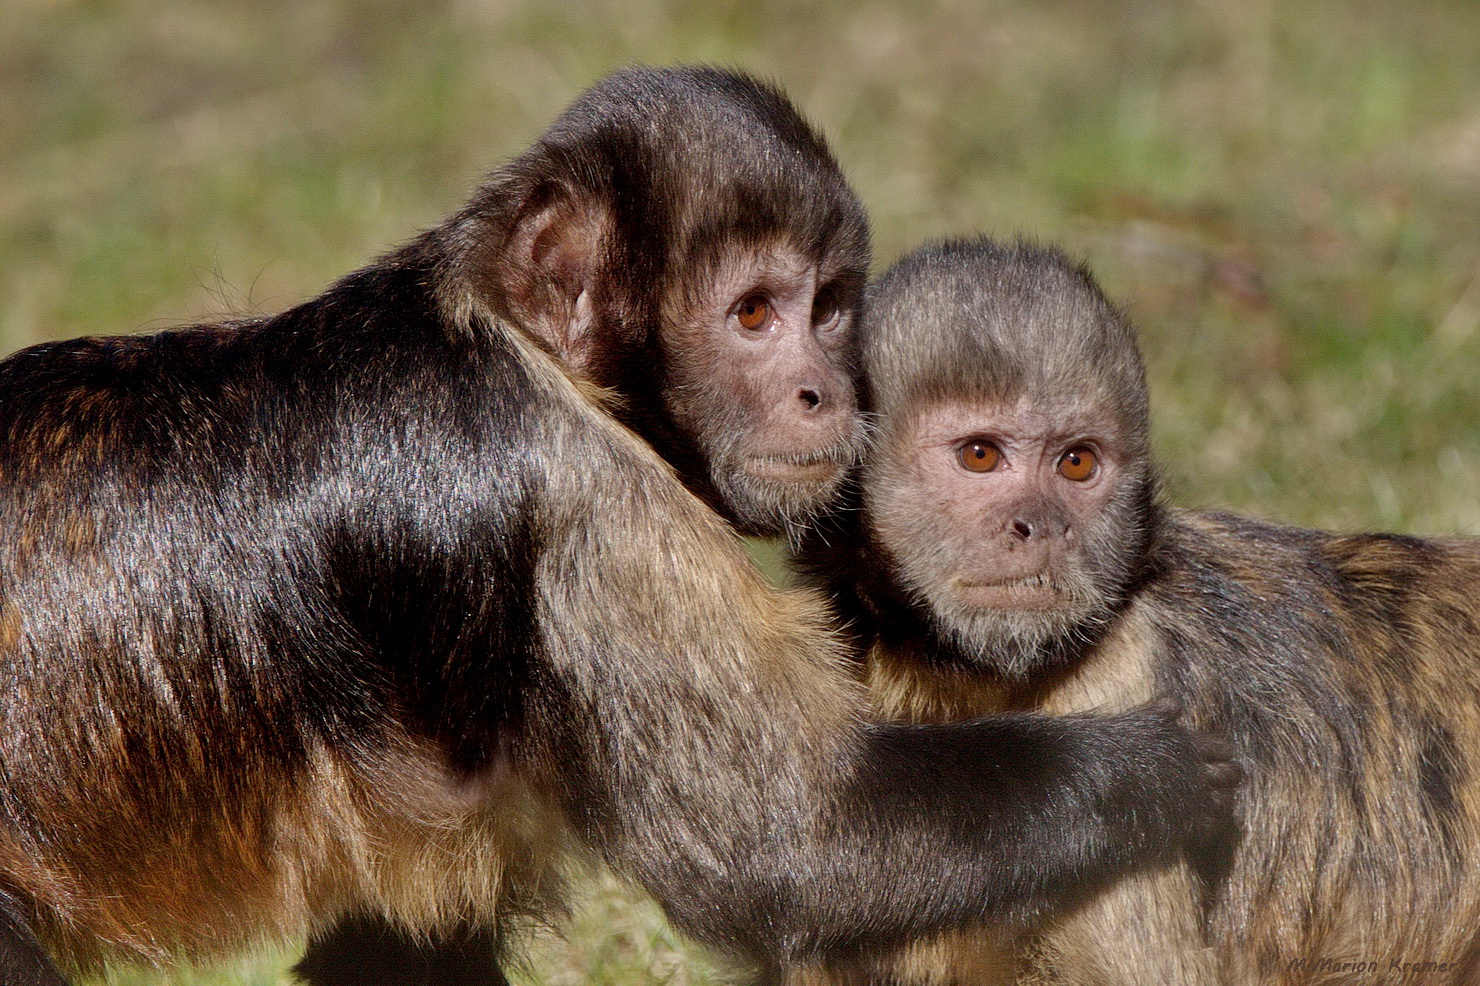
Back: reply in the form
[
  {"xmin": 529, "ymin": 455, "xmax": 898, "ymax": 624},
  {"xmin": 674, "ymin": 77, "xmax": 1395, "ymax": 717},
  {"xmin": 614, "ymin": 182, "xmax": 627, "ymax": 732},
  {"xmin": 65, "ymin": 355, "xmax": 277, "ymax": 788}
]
[{"xmin": 4, "ymin": 0, "xmax": 1478, "ymax": 982}]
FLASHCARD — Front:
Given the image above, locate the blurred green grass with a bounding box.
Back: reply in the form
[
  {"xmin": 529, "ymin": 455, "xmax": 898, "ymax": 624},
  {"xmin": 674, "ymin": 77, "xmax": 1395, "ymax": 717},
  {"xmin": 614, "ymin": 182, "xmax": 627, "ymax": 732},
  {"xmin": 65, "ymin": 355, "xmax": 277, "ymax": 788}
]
[{"xmin": 5, "ymin": 0, "xmax": 1478, "ymax": 982}]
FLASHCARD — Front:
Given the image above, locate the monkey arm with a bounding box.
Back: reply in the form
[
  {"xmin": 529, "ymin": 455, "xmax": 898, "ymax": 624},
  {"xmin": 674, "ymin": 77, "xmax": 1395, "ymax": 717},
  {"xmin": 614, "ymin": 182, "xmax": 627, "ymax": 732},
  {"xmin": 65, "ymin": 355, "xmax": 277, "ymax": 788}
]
[
  {"xmin": 532, "ymin": 607, "xmax": 1232, "ymax": 963},
  {"xmin": 517, "ymin": 404, "xmax": 1233, "ymax": 966},
  {"xmin": 827, "ymin": 707, "xmax": 1230, "ymax": 947}
]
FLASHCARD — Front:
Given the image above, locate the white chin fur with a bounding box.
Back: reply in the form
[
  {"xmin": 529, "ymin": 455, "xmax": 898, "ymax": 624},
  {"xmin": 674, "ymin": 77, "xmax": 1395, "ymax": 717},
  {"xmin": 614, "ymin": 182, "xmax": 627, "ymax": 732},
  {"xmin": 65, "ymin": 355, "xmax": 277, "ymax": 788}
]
[
  {"xmin": 922, "ymin": 575, "xmax": 1113, "ymax": 681},
  {"xmin": 714, "ymin": 466, "xmax": 845, "ymax": 541}
]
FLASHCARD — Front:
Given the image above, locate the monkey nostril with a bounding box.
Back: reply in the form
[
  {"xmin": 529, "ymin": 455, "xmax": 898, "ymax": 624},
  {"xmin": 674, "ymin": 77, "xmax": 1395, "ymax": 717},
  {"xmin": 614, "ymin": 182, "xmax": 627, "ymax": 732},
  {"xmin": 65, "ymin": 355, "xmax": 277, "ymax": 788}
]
[
  {"xmin": 799, "ymin": 388, "xmax": 821, "ymax": 410},
  {"xmin": 1013, "ymin": 519, "xmax": 1033, "ymax": 539}
]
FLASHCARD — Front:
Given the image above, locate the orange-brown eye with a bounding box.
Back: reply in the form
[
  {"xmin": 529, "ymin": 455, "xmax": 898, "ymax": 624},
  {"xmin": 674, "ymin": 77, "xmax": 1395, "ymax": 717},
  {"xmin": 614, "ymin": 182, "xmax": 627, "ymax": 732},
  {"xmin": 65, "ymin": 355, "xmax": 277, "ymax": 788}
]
[
  {"xmin": 958, "ymin": 441, "xmax": 1001, "ymax": 473},
  {"xmin": 1058, "ymin": 447, "xmax": 1098, "ymax": 481},
  {"xmin": 812, "ymin": 286, "xmax": 840, "ymax": 327},
  {"xmin": 736, "ymin": 294, "xmax": 773, "ymax": 331}
]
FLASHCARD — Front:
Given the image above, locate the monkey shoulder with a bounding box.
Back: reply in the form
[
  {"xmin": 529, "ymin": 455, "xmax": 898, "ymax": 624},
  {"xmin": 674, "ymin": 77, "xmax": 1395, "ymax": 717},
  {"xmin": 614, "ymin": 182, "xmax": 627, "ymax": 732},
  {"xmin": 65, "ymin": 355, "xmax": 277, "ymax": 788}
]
[
  {"xmin": 1153, "ymin": 509, "xmax": 1364, "ymax": 607},
  {"xmin": 1161, "ymin": 509, "xmax": 1480, "ymax": 624},
  {"xmin": 1129, "ymin": 511, "xmax": 1367, "ymax": 703},
  {"xmin": 1138, "ymin": 512, "xmax": 1480, "ymax": 755}
]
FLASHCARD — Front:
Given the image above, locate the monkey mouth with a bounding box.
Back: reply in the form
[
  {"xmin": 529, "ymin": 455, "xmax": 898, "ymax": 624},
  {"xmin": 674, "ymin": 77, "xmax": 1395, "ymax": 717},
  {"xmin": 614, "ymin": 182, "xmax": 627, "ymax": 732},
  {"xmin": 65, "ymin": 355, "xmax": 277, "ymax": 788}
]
[
  {"xmin": 742, "ymin": 454, "xmax": 844, "ymax": 485},
  {"xmin": 953, "ymin": 574, "xmax": 1060, "ymax": 610}
]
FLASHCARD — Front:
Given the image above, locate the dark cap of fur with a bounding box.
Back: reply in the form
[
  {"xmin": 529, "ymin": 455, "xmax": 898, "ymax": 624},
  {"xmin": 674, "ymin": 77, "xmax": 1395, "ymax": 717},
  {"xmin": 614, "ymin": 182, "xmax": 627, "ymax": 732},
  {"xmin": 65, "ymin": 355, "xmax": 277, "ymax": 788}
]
[{"xmin": 441, "ymin": 66, "xmax": 870, "ymax": 345}]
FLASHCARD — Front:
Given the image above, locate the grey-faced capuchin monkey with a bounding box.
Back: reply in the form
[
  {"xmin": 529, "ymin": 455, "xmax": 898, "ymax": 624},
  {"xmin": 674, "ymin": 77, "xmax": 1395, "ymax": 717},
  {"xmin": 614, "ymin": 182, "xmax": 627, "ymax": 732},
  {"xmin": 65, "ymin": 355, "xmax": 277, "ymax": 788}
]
[{"xmin": 795, "ymin": 237, "xmax": 1480, "ymax": 986}]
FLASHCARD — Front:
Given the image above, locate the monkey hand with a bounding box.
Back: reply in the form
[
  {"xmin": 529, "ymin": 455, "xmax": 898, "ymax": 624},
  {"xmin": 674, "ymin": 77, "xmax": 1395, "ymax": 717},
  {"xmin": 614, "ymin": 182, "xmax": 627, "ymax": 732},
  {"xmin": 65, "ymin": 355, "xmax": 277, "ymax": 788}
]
[
  {"xmin": 838, "ymin": 704, "xmax": 1247, "ymax": 932},
  {"xmin": 1079, "ymin": 700, "xmax": 1244, "ymax": 863}
]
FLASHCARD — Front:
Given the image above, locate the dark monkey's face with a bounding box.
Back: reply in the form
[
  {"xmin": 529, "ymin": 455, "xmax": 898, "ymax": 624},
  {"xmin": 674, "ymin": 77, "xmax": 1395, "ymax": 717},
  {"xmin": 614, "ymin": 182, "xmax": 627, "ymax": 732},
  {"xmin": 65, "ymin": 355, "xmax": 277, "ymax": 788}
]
[
  {"xmin": 474, "ymin": 67, "xmax": 871, "ymax": 539},
  {"xmin": 858, "ymin": 240, "xmax": 1155, "ymax": 679},
  {"xmin": 662, "ymin": 241, "xmax": 862, "ymax": 538}
]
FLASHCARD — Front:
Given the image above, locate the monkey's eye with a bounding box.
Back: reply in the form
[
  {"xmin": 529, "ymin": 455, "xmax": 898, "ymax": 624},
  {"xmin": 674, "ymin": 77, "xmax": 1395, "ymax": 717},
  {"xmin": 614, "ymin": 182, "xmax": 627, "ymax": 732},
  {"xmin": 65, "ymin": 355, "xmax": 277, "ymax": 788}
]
[
  {"xmin": 958, "ymin": 441, "xmax": 1001, "ymax": 473},
  {"xmin": 1058, "ymin": 447, "xmax": 1098, "ymax": 481},
  {"xmin": 735, "ymin": 294, "xmax": 774, "ymax": 331},
  {"xmin": 812, "ymin": 286, "xmax": 840, "ymax": 327}
]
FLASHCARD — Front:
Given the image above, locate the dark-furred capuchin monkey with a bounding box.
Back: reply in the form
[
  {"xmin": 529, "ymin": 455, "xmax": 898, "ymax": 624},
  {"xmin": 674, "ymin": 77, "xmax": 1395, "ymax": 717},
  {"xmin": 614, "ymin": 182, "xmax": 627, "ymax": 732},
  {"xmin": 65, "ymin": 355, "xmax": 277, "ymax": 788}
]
[
  {"xmin": 796, "ymin": 237, "xmax": 1480, "ymax": 985},
  {"xmin": 0, "ymin": 72, "xmax": 1238, "ymax": 986}
]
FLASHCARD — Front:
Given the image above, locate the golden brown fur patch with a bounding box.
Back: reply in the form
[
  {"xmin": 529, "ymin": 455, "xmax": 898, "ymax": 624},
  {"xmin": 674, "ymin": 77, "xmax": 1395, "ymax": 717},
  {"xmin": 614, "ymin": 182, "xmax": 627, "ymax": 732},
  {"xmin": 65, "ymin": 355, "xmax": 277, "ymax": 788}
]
[{"xmin": 9, "ymin": 730, "xmax": 572, "ymax": 975}]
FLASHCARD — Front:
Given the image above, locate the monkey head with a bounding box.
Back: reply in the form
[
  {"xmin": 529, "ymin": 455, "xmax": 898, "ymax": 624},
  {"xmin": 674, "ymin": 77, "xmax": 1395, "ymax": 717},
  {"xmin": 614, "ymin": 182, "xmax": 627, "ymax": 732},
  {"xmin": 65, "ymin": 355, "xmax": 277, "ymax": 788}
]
[
  {"xmin": 442, "ymin": 66, "xmax": 870, "ymax": 538},
  {"xmin": 858, "ymin": 239, "xmax": 1160, "ymax": 681}
]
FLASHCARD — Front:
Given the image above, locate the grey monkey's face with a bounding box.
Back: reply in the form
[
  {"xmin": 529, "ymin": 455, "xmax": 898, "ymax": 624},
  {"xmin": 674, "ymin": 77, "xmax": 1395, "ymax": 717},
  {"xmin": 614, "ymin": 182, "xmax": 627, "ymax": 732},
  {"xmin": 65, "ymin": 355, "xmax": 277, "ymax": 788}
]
[{"xmin": 863, "ymin": 396, "xmax": 1143, "ymax": 678}]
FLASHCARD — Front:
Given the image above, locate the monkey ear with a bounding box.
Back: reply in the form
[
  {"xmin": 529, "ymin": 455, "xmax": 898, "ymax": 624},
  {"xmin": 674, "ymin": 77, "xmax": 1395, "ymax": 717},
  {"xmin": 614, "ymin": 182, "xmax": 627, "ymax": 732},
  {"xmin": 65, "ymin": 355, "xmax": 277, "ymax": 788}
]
[{"xmin": 504, "ymin": 187, "xmax": 610, "ymax": 373}]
